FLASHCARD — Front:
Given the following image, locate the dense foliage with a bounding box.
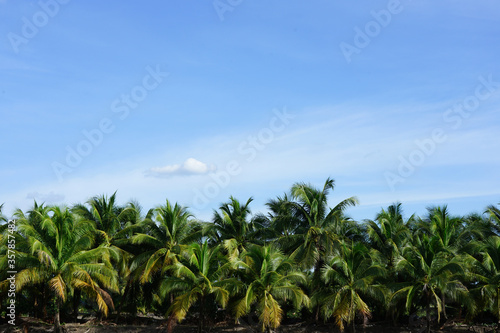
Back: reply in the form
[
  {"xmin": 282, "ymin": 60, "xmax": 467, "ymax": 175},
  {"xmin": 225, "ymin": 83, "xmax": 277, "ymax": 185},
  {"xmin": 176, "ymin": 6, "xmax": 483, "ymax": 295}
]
[{"xmin": 1, "ymin": 179, "xmax": 500, "ymax": 333}]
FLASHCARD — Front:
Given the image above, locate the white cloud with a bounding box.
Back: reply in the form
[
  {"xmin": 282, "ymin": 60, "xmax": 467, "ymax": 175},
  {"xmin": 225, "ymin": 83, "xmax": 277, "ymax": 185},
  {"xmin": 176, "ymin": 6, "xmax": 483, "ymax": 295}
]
[{"xmin": 146, "ymin": 158, "xmax": 216, "ymax": 178}]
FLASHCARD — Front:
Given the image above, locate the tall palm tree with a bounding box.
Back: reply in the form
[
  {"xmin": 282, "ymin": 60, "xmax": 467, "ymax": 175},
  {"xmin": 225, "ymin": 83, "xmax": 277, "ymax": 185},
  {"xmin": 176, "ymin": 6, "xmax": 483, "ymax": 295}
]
[
  {"xmin": 72, "ymin": 193, "xmax": 150, "ymax": 319},
  {"xmin": 287, "ymin": 178, "xmax": 358, "ymax": 272},
  {"xmin": 233, "ymin": 245, "xmax": 310, "ymax": 332},
  {"xmin": 72, "ymin": 193, "xmax": 146, "ymax": 250},
  {"xmin": 0, "ymin": 204, "xmax": 118, "ymax": 333},
  {"xmin": 129, "ymin": 200, "xmax": 201, "ymax": 284},
  {"xmin": 261, "ymin": 194, "xmax": 302, "ymax": 251},
  {"xmin": 465, "ymin": 236, "xmax": 500, "ymax": 323},
  {"xmin": 273, "ymin": 178, "xmax": 358, "ymax": 320},
  {"xmin": 423, "ymin": 206, "xmax": 467, "ymax": 319},
  {"xmin": 206, "ymin": 197, "xmax": 266, "ymax": 258},
  {"xmin": 390, "ymin": 234, "xmax": 465, "ymax": 333},
  {"xmin": 164, "ymin": 242, "xmax": 233, "ymax": 333},
  {"xmin": 73, "ymin": 194, "xmax": 149, "ymax": 271},
  {"xmin": 0, "ymin": 202, "xmax": 51, "ymax": 319},
  {"xmin": 320, "ymin": 241, "xmax": 386, "ymax": 332},
  {"xmin": 72, "ymin": 193, "xmax": 122, "ymax": 244},
  {"xmin": 425, "ymin": 206, "xmax": 464, "ymax": 253},
  {"xmin": 365, "ymin": 203, "xmax": 412, "ymax": 263},
  {"xmin": 461, "ymin": 213, "xmax": 500, "ymax": 248}
]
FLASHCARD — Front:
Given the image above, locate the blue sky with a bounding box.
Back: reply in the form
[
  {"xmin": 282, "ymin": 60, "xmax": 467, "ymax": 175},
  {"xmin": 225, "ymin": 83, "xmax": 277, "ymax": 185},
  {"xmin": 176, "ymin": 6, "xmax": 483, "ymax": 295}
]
[{"xmin": 1, "ymin": 0, "xmax": 499, "ymax": 222}]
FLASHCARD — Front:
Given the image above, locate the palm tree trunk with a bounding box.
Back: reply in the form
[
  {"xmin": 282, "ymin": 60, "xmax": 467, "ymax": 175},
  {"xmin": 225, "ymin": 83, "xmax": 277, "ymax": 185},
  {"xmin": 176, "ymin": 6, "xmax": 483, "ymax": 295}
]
[
  {"xmin": 43, "ymin": 287, "xmax": 48, "ymax": 320},
  {"xmin": 313, "ymin": 255, "xmax": 324, "ymax": 322},
  {"xmin": 426, "ymin": 298, "xmax": 431, "ymax": 333},
  {"xmin": 116, "ymin": 279, "xmax": 131, "ymax": 321},
  {"xmin": 198, "ymin": 295, "xmax": 204, "ymax": 333},
  {"xmin": 73, "ymin": 289, "xmax": 81, "ymax": 322},
  {"xmin": 54, "ymin": 300, "xmax": 61, "ymax": 333},
  {"xmin": 315, "ymin": 305, "xmax": 321, "ymax": 322},
  {"xmin": 441, "ymin": 291, "xmax": 447, "ymax": 321}
]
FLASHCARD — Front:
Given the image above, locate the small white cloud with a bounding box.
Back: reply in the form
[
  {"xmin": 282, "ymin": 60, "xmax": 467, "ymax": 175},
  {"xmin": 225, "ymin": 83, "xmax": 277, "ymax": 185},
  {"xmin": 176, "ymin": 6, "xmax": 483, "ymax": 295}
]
[
  {"xmin": 26, "ymin": 191, "xmax": 65, "ymax": 203},
  {"xmin": 184, "ymin": 158, "xmax": 210, "ymax": 174},
  {"xmin": 145, "ymin": 158, "xmax": 216, "ymax": 178}
]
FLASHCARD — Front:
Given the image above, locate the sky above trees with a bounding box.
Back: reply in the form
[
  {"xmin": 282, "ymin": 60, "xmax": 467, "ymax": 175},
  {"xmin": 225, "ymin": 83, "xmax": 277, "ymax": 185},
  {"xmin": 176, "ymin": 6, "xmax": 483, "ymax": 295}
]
[{"xmin": 1, "ymin": 1, "xmax": 499, "ymax": 220}]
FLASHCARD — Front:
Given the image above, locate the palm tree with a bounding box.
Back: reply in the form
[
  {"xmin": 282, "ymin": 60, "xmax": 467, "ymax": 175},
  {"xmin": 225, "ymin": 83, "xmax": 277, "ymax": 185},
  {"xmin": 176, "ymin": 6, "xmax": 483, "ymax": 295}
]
[
  {"xmin": 425, "ymin": 206, "xmax": 464, "ymax": 253},
  {"xmin": 320, "ymin": 241, "xmax": 386, "ymax": 332},
  {"xmin": 164, "ymin": 242, "xmax": 233, "ymax": 333},
  {"xmin": 72, "ymin": 193, "xmax": 146, "ymax": 257},
  {"xmin": 206, "ymin": 196, "xmax": 266, "ymax": 258},
  {"xmin": 390, "ymin": 234, "xmax": 465, "ymax": 333},
  {"xmin": 233, "ymin": 245, "xmax": 310, "ymax": 332},
  {"xmin": 461, "ymin": 213, "xmax": 500, "ymax": 248},
  {"xmin": 261, "ymin": 194, "xmax": 302, "ymax": 250},
  {"xmin": 465, "ymin": 236, "xmax": 500, "ymax": 323},
  {"xmin": 272, "ymin": 178, "xmax": 358, "ymax": 320},
  {"xmin": 365, "ymin": 203, "xmax": 412, "ymax": 263},
  {"xmin": 423, "ymin": 206, "xmax": 467, "ymax": 319},
  {"xmin": 287, "ymin": 178, "xmax": 358, "ymax": 270},
  {"xmin": 72, "ymin": 193, "xmax": 122, "ymax": 245},
  {"xmin": 72, "ymin": 193, "xmax": 148, "ymax": 318},
  {"xmin": 0, "ymin": 202, "xmax": 51, "ymax": 319},
  {"xmin": 129, "ymin": 200, "xmax": 201, "ymax": 284},
  {"xmin": 0, "ymin": 204, "xmax": 118, "ymax": 333}
]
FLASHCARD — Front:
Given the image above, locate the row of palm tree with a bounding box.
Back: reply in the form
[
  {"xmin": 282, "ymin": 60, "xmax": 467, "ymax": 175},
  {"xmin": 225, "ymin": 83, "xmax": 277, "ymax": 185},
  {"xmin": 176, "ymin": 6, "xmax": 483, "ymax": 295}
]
[{"xmin": 1, "ymin": 179, "xmax": 500, "ymax": 333}]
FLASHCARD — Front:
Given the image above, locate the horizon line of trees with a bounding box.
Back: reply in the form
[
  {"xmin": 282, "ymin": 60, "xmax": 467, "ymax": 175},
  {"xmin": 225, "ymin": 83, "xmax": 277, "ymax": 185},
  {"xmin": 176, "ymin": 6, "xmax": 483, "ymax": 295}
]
[{"xmin": 1, "ymin": 178, "xmax": 500, "ymax": 333}]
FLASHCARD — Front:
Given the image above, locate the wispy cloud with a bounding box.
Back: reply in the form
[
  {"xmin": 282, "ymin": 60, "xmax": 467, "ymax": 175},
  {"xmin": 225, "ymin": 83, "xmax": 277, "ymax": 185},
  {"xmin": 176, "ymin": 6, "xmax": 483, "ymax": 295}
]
[
  {"xmin": 26, "ymin": 191, "xmax": 65, "ymax": 203},
  {"xmin": 145, "ymin": 158, "xmax": 216, "ymax": 178}
]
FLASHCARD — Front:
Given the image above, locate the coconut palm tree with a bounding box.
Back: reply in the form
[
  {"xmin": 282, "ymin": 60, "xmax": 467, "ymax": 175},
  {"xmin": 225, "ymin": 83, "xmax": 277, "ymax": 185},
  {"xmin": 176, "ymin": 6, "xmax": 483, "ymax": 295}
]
[
  {"xmin": 233, "ymin": 245, "xmax": 310, "ymax": 332},
  {"xmin": 206, "ymin": 196, "xmax": 266, "ymax": 258},
  {"xmin": 72, "ymin": 194, "xmax": 150, "ymax": 318},
  {"xmin": 0, "ymin": 204, "xmax": 118, "ymax": 333},
  {"xmin": 0, "ymin": 202, "xmax": 51, "ymax": 319},
  {"xmin": 72, "ymin": 193, "xmax": 122, "ymax": 245},
  {"xmin": 365, "ymin": 203, "xmax": 412, "ymax": 263},
  {"xmin": 320, "ymin": 241, "xmax": 387, "ymax": 332},
  {"xmin": 260, "ymin": 194, "xmax": 302, "ymax": 252},
  {"xmin": 422, "ymin": 206, "xmax": 468, "ymax": 319},
  {"xmin": 73, "ymin": 196, "xmax": 149, "ymax": 272},
  {"xmin": 164, "ymin": 242, "xmax": 233, "ymax": 333},
  {"xmin": 425, "ymin": 206, "xmax": 464, "ymax": 253},
  {"xmin": 390, "ymin": 234, "xmax": 466, "ymax": 333},
  {"xmin": 129, "ymin": 200, "xmax": 201, "ymax": 284},
  {"xmin": 286, "ymin": 178, "xmax": 358, "ymax": 271},
  {"xmin": 460, "ymin": 213, "xmax": 500, "ymax": 248},
  {"xmin": 465, "ymin": 236, "xmax": 500, "ymax": 323},
  {"xmin": 272, "ymin": 178, "xmax": 357, "ymax": 320}
]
